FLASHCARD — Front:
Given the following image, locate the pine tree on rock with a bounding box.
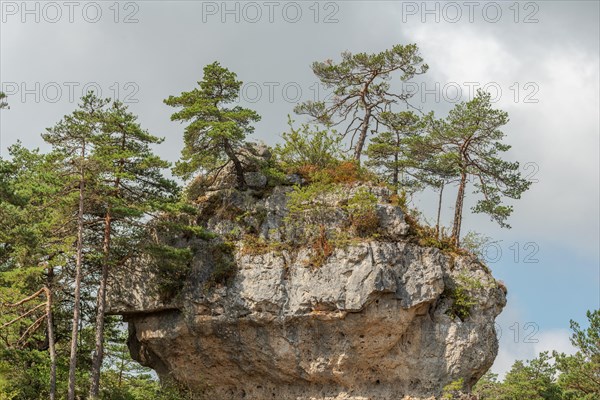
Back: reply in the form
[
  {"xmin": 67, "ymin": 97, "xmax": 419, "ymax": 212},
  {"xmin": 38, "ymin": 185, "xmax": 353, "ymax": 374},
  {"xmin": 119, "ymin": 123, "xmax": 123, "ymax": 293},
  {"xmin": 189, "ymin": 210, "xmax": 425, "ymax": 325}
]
[
  {"xmin": 165, "ymin": 62, "xmax": 261, "ymax": 189},
  {"xmin": 422, "ymin": 90, "xmax": 532, "ymax": 246},
  {"xmin": 365, "ymin": 111, "xmax": 424, "ymax": 191},
  {"xmin": 294, "ymin": 44, "xmax": 428, "ymax": 161}
]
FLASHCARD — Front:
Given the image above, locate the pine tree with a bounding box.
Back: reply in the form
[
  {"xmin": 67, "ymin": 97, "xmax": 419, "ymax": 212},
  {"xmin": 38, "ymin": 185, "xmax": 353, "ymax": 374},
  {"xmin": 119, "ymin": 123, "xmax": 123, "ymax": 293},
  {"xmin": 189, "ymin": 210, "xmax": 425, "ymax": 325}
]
[
  {"xmin": 88, "ymin": 100, "xmax": 178, "ymax": 398},
  {"xmin": 365, "ymin": 111, "xmax": 423, "ymax": 190},
  {"xmin": 164, "ymin": 62, "xmax": 261, "ymax": 188},
  {"xmin": 42, "ymin": 92, "xmax": 109, "ymax": 400},
  {"xmin": 502, "ymin": 352, "xmax": 562, "ymax": 399},
  {"xmin": 419, "ymin": 90, "xmax": 531, "ymax": 246},
  {"xmin": 554, "ymin": 310, "xmax": 600, "ymax": 398},
  {"xmin": 294, "ymin": 44, "xmax": 428, "ymax": 161}
]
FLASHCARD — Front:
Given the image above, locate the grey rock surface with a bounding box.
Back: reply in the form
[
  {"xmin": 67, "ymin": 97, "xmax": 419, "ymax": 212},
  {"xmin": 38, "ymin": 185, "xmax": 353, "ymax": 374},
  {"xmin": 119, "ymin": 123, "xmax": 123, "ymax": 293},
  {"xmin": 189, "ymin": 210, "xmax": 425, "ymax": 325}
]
[{"xmin": 108, "ymin": 182, "xmax": 506, "ymax": 400}]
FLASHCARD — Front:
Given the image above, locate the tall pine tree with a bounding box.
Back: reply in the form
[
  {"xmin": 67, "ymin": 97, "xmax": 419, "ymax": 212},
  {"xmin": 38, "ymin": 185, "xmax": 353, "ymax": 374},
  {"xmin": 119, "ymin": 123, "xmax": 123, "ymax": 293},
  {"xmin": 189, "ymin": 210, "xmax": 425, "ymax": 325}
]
[
  {"xmin": 42, "ymin": 92, "xmax": 109, "ymax": 400},
  {"xmin": 88, "ymin": 100, "xmax": 178, "ymax": 398}
]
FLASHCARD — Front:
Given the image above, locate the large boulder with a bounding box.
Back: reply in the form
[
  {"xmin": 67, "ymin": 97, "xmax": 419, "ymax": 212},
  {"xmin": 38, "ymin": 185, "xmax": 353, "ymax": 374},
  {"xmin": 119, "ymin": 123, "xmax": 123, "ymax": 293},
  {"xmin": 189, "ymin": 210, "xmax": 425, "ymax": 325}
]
[{"xmin": 108, "ymin": 182, "xmax": 506, "ymax": 400}]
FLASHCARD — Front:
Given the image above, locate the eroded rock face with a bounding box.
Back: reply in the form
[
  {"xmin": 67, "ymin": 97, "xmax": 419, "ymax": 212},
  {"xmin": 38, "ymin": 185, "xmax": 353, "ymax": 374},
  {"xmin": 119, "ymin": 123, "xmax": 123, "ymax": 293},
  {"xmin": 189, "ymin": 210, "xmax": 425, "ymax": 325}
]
[{"xmin": 108, "ymin": 181, "xmax": 506, "ymax": 400}]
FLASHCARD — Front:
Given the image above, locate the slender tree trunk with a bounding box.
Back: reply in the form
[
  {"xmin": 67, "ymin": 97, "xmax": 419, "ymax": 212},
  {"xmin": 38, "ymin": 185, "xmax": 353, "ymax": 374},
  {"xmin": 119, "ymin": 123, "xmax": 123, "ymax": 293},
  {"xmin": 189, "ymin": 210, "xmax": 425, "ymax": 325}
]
[
  {"xmin": 451, "ymin": 171, "xmax": 467, "ymax": 247},
  {"xmin": 436, "ymin": 181, "xmax": 444, "ymax": 240},
  {"xmin": 353, "ymin": 108, "xmax": 372, "ymax": 161},
  {"xmin": 89, "ymin": 210, "xmax": 111, "ymax": 398},
  {"xmin": 68, "ymin": 143, "xmax": 86, "ymax": 400},
  {"xmin": 393, "ymin": 152, "xmax": 399, "ymax": 189},
  {"xmin": 44, "ymin": 267, "xmax": 56, "ymax": 400},
  {"xmin": 117, "ymin": 349, "xmax": 125, "ymax": 388},
  {"xmin": 393, "ymin": 131, "xmax": 401, "ymax": 190},
  {"xmin": 91, "ymin": 130, "xmax": 125, "ymax": 398},
  {"xmin": 224, "ymin": 140, "xmax": 246, "ymax": 189}
]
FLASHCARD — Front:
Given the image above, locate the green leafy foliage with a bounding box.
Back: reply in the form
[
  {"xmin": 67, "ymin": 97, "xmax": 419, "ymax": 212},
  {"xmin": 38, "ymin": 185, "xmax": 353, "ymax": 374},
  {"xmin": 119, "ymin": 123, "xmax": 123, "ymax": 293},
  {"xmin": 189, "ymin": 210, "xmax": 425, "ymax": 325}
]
[
  {"xmin": 502, "ymin": 352, "xmax": 562, "ymax": 399},
  {"xmin": 471, "ymin": 311, "xmax": 600, "ymax": 399},
  {"xmin": 346, "ymin": 188, "xmax": 379, "ymax": 237},
  {"xmin": 442, "ymin": 378, "xmax": 465, "ymax": 399},
  {"xmin": 365, "ymin": 111, "xmax": 424, "ymax": 191},
  {"xmin": 445, "ymin": 274, "xmax": 485, "ymax": 321},
  {"xmin": 284, "ymin": 182, "xmax": 340, "ymax": 267},
  {"xmin": 146, "ymin": 243, "xmax": 194, "ymax": 302},
  {"xmin": 275, "ymin": 118, "xmax": 345, "ymax": 171},
  {"xmin": 461, "ymin": 231, "xmax": 495, "ymax": 261},
  {"xmin": 286, "ymin": 182, "xmax": 339, "ymax": 237}
]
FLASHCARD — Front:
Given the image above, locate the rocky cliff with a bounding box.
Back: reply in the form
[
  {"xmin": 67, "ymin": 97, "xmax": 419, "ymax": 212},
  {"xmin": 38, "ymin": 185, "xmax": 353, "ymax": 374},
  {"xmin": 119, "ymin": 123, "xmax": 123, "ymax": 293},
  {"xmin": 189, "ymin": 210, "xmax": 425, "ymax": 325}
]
[{"xmin": 107, "ymin": 150, "xmax": 506, "ymax": 400}]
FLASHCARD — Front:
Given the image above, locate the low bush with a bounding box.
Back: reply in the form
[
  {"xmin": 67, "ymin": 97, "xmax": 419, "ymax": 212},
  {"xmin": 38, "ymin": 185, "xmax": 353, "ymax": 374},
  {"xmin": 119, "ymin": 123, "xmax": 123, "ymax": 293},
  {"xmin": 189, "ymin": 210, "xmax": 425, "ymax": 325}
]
[
  {"xmin": 274, "ymin": 118, "xmax": 344, "ymax": 171},
  {"xmin": 445, "ymin": 274, "xmax": 485, "ymax": 321},
  {"xmin": 307, "ymin": 226, "xmax": 334, "ymax": 269},
  {"xmin": 346, "ymin": 187, "xmax": 379, "ymax": 237},
  {"xmin": 208, "ymin": 241, "xmax": 237, "ymax": 286}
]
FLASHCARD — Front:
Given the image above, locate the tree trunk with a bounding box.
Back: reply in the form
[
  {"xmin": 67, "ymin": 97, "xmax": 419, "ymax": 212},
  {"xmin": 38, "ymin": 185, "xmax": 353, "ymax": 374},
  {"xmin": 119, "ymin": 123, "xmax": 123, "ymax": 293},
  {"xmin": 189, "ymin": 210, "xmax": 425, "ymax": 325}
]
[
  {"xmin": 353, "ymin": 108, "xmax": 372, "ymax": 161},
  {"xmin": 224, "ymin": 140, "xmax": 246, "ymax": 189},
  {"xmin": 68, "ymin": 143, "xmax": 86, "ymax": 400},
  {"xmin": 451, "ymin": 171, "xmax": 467, "ymax": 247},
  {"xmin": 436, "ymin": 181, "xmax": 444, "ymax": 240},
  {"xmin": 392, "ymin": 152, "xmax": 399, "ymax": 188},
  {"xmin": 393, "ymin": 131, "xmax": 402, "ymax": 190},
  {"xmin": 89, "ymin": 211, "xmax": 111, "ymax": 398},
  {"xmin": 117, "ymin": 348, "xmax": 126, "ymax": 387},
  {"xmin": 44, "ymin": 268, "xmax": 56, "ymax": 400},
  {"xmin": 91, "ymin": 129, "xmax": 126, "ymax": 398}
]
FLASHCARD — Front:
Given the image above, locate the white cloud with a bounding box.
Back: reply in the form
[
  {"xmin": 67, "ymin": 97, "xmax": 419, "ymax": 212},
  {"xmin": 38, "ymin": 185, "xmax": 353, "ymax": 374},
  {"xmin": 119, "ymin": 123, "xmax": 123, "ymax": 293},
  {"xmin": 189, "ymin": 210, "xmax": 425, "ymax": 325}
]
[{"xmin": 411, "ymin": 24, "xmax": 521, "ymax": 88}]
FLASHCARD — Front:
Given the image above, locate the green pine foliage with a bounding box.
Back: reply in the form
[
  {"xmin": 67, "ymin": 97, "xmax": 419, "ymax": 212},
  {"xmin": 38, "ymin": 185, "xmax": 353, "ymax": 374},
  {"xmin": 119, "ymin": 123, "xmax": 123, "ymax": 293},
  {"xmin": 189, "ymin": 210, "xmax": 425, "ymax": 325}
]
[
  {"xmin": 294, "ymin": 44, "xmax": 428, "ymax": 160},
  {"xmin": 554, "ymin": 310, "xmax": 600, "ymax": 399},
  {"xmin": 471, "ymin": 311, "xmax": 600, "ymax": 399},
  {"xmin": 365, "ymin": 111, "xmax": 425, "ymax": 191},
  {"xmin": 164, "ymin": 62, "xmax": 261, "ymax": 187}
]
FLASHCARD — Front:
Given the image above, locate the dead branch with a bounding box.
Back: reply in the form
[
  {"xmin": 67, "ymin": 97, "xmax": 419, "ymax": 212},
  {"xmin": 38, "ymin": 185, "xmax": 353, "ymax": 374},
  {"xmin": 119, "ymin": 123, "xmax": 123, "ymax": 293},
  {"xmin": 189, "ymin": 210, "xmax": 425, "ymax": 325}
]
[
  {"xmin": 17, "ymin": 314, "xmax": 47, "ymax": 347},
  {"xmin": 4, "ymin": 288, "xmax": 44, "ymax": 308},
  {"xmin": 1, "ymin": 302, "xmax": 46, "ymax": 329}
]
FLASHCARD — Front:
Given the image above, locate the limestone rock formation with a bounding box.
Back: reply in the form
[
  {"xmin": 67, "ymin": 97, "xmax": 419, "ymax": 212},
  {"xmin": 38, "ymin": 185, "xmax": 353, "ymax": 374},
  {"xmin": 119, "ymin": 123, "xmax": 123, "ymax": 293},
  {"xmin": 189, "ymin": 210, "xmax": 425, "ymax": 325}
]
[{"xmin": 108, "ymin": 156, "xmax": 506, "ymax": 400}]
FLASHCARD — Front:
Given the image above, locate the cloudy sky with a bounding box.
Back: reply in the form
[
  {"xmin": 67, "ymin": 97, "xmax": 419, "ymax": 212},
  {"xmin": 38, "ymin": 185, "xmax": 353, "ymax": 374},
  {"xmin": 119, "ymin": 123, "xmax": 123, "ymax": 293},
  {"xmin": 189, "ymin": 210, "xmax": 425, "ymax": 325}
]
[{"xmin": 1, "ymin": 0, "xmax": 598, "ymax": 377}]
